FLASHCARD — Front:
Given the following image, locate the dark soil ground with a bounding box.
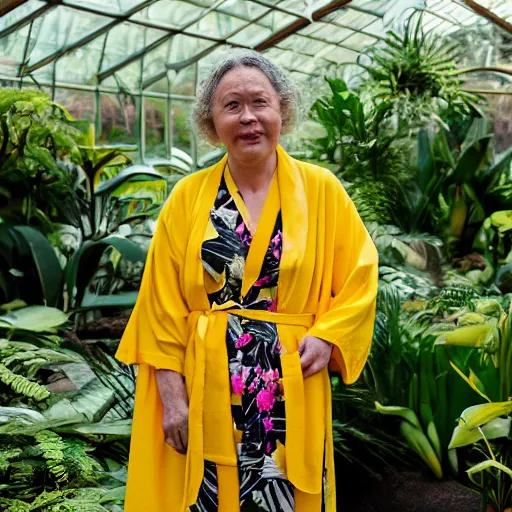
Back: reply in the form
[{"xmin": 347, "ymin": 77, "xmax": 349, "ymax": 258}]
[{"xmin": 339, "ymin": 468, "xmax": 481, "ymax": 512}]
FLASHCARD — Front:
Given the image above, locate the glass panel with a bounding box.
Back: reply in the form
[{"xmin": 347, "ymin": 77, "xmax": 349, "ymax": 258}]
[
  {"xmin": 362, "ymin": 18, "xmax": 386, "ymax": 38},
  {"xmin": 112, "ymin": 60, "xmax": 143, "ymax": 91},
  {"xmin": 172, "ymin": 65, "xmax": 196, "ymax": 96},
  {"xmin": 0, "ymin": 24, "xmax": 33, "ymax": 75},
  {"xmin": 142, "ymin": 39, "xmax": 171, "ymax": 84},
  {"xmin": 0, "ymin": 0, "xmax": 45, "ymax": 33},
  {"xmin": 279, "ymin": 0, "xmax": 333, "ymax": 15},
  {"xmin": 99, "ymin": 93, "xmax": 137, "ymax": 144},
  {"xmin": 217, "ymin": 1, "xmax": 270, "ymax": 21},
  {"xmin": 54, "ymin": 89, "xmax": 95, "ymax": 122},
  {"xmin": 168, "ymin": 34, "xmax": 216, "ymax": 65},
  {"xmin": 348, "ymin": 0, "xmax": 385, "ymax": 15},
  {"xmin": 145, "ymin": 97, "xmax": 167, "ymax": 157},
  {"xmin": 325, "ymin": 8, "xmax": 380, "ymax": 31},
  {"xmin": 27, "ymin": 6, "xmax": 111, "ymax": 67},
  {"xmin": 228, "ymin": 10, "xmax": 299, "ymax": 46},
  {"xmin": 56, "ymin": 34, "xmax": 106, "ymax": 84},
  {"xmin": 31, "ymin": 61, "xmax": 55, "ymax": 84},
  {"xmin": 185, "ymin": 11, "xmax": 247, "ymax": 39},
  {"xmin": 305, "ymin": 22, "xmax": 345, "ymax": 44},
  {"xmin": 276, "ymin": 34, "xmax": 328, "ymax": 56},
  {"xmin": 100, "ymin": 23, "xmax": 169, "ymax": 75},
  {"xmin": 318, "ymin": 45, "xmax": 359, "ymax": 63},
  {"xmin": 147, "ymin": 74, "xmax": 169, "ymax": 93},
  {"xmin": 63, "ymin": 0, "xmax": 146, "ymax": 15},
  {"xmin": 172, "ymin": 100, "xmax": 193, "ymax": 155},
  {"xmin": 130, "ymin": 0, "xmax": 207, "ymax": 30},
  {"xmin": 341, "ymin": 32, "xmax": 378, "ymax": 51}
]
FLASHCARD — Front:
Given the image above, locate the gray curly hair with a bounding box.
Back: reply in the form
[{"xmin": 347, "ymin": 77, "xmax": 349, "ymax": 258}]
[{"xmin": 193, "ymin": 50, "xmax": 299, "ymax": 145}]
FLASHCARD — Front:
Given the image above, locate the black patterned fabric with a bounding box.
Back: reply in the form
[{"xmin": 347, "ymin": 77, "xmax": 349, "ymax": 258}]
[{"xmin": 190, "ymin": 175, "xmax": 294, "ymax": 512}]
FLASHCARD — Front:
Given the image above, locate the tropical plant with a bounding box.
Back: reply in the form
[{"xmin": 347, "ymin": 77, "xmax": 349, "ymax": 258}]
[
  {"xmin": 436, "ymin": 302, "xmax": 512, "ymax": 511},
  {"xmin": 400, "ymin": 117, "xmax": 512, "ymax": 260},
  {"xmin": 310, "ymin": 78, "xmax": 410, "ymax": 224},
  {"xmin": 0, "ymin": 303, "xmax": 132, "ymax": 509},
  {"xmin": 0, "ymin": 89, "xmax": 82, "ymax": 232},
  {"xmin": 368, "ymin": 285, "xmax": 495, "ymax": 479},
  {"xmin": 358, "ymin": 13, "xmax": 481, "ymax": 127}
]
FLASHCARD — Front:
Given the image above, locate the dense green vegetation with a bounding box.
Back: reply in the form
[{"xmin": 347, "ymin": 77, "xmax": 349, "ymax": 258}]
[{"xmin": 0, "ymin": 16, "xmax": 510, "ymax": 512}]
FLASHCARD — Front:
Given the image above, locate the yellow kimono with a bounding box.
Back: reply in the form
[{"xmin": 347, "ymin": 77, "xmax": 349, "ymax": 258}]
[{"xmin": 115, "ymin": 145, "xmax": 378, "ymax": 512}]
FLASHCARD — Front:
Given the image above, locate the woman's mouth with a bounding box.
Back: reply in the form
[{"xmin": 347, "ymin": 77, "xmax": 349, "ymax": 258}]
[{"xmin": 239, "ymin": 133, "xmax": 262, "ymax": 144}]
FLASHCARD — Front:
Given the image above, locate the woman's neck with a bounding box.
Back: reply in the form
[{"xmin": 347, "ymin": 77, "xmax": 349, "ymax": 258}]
[{"xmin": 227, "ymin": 150, "xmax": 277, "ymax": 194}]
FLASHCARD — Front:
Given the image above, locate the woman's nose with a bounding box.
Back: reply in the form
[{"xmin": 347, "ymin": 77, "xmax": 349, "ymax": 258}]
[{"xmin": 240, "ymin": 105, "xmax": 257, "ymax": 124}]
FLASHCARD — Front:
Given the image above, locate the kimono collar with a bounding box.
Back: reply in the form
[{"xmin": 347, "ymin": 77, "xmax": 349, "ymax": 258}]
[{"xmin": 188, "ymin": 144, "xmax": 308, "ymax": 312}]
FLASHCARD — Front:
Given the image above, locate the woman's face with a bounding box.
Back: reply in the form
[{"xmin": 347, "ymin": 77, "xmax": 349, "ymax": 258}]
[{"xmin": 211, "ymin": 66, "xmax": 282, "ymax": 163}]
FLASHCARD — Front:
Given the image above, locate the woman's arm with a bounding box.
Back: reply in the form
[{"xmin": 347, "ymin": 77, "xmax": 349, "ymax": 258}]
[{"xmin": 156, "ymin": 369, "xmax": 188, "ymax": 454}]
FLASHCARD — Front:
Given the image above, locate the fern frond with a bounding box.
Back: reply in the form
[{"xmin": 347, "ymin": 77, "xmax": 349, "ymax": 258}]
[
  {"xmin": 34, "ymin": 430, "xmax": 68, "ymax": 484},
  {"xmin": 0, "ymin": 364, "xmax": 50, "ymax": 401}
]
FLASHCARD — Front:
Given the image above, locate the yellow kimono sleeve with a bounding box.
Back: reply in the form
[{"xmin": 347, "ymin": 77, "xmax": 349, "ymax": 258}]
[
  {"xmin": 308, "ymin": 185, "xmax": 378, "ymax": 385},
  {"xmin": 115, "ymin": 185, "xmax": 189, "ymax": 374}
]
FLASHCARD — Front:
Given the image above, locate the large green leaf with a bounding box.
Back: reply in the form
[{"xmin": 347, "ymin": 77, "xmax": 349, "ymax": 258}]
[
  {"xmin": 12, "ymin": 226, "xmax": 63, "ymax": 307},
  {"xmin": 80, "ymin": 291, "xmax": 138, "ymax": 310},
  {"xmin": 65, "ymin": 236, "xmax": 146, "ymax": 308},
  {"xmin": 94, "ymin": 166, "xmax": 164, "ymax": 197},
  {"xmin": 453, "ymin": 135, "xmax": 492, "ymax": 183},
  {"xmin": 375, "ymin": 402, "xmax": 422, "ymax": 429},
  {"xmin": 0, "ymin": 305, "xmax": 68, "ymax": 332},
  {"xmin": 459, "ymin": 401, "xmax": 512, "ymax": 429},
  {"xmin": 448, "ymin": 417, "xmax": 511, "ymax": 449}
]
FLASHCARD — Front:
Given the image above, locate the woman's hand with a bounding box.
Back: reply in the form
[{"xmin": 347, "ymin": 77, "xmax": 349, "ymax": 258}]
[
  {"xmin": 298, "ymin": 335, "xmax": 333, "ymax": 379},
  {"xmin": 155, "ymin": 369, "xmax": 189, "ymax": 454},
  {"xmin": 162, "ymin": 398, "xmax": 189, "ymax": 454}
]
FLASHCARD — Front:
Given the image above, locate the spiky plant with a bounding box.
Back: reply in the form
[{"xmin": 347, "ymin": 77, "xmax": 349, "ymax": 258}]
[{"xmin": 360, "ymin": 12, "xmax": 481, "ymax": 125}]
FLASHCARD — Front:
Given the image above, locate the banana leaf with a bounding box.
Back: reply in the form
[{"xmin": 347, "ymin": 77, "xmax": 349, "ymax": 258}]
[{"xmin": 0, "ymin": 306, "xmax": 68, "ymax": 332}]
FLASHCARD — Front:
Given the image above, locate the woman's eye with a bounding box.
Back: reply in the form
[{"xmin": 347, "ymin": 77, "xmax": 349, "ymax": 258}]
[
  {"xmin": 255, "ymin": 99, "xmax": 266, "ymax": 105},
  {"xmin": 226, "ymin": 101, "xmax": 238, "ymax": 109}
]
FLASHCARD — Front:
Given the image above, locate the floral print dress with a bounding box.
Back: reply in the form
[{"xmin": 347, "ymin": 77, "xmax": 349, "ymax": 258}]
[{"xmin": 190, "ymin": 171, "xmax": 293, "ymax": 512}]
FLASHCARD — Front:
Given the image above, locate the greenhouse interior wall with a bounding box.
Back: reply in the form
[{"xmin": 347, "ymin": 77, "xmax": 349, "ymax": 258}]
[{"xmin": 0, "ymin": 0, "xmax": 512, "ymax": 511}]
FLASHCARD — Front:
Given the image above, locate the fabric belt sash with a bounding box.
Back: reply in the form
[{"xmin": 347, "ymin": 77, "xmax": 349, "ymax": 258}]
[{"xmin": 183, "ymin": 303, "xmax": 316, "ymax": 508}]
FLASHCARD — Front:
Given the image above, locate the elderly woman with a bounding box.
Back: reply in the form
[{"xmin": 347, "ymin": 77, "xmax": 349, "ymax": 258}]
[{"xmin": 116, "ymin": 50, "xmax": 378, "ymax": 512}]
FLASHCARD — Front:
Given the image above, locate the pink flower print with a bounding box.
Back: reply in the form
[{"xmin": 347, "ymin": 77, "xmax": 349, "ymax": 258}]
[
  {"xmin": 263, "ymin": 416, "xmax": 274, "ymax": 432},
  {"xmin": 271, "ymin": 230, "xmax": 282, "ymax": 260},
  {"xmin": 267, "ymin": 298, "xmax": 277, "ymax": 312},
  {"xmin": 254, "ymin": 275, "xmax": 272, "ymax": 287},
  {"xmin": 255, "ymin": 365, "xmax": 262, "ymax": 376},
  {"xmin": 266, "ymin": 442, "xmax": 272, "ymax": 454},
  {"xmin": 262, "ymin": 368, "xmax": 279, "ymax": 384},
  {"xmin": 235, "ymin": 333, "xmax": 253, "ymax": 349},
  {"xmin": 256, "ymin": 387, "xmax": 275, "ymax": 412},
  {"xmin": 231, "ymin": 373, "xmax": 245, "ymax": 396},
  {"xmin": 241, "ymin": 366, "xmax": 250, "ymax": 381},
  {"xmin": 235, "ymin": 222, "xmax": 252, "ymax": 245},
  {"xmin": 235, "ymin": 222, "xmax": 245, "ymax": 237},
  {"xmin": 248, "ymin": 379, "xmax": 258, "ymax": 393}
]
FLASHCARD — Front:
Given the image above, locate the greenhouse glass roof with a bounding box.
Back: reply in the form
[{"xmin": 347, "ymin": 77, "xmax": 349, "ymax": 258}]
[{"xmin": 1, "ymin": 0, "xmax": 511, "ymax": 100}]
